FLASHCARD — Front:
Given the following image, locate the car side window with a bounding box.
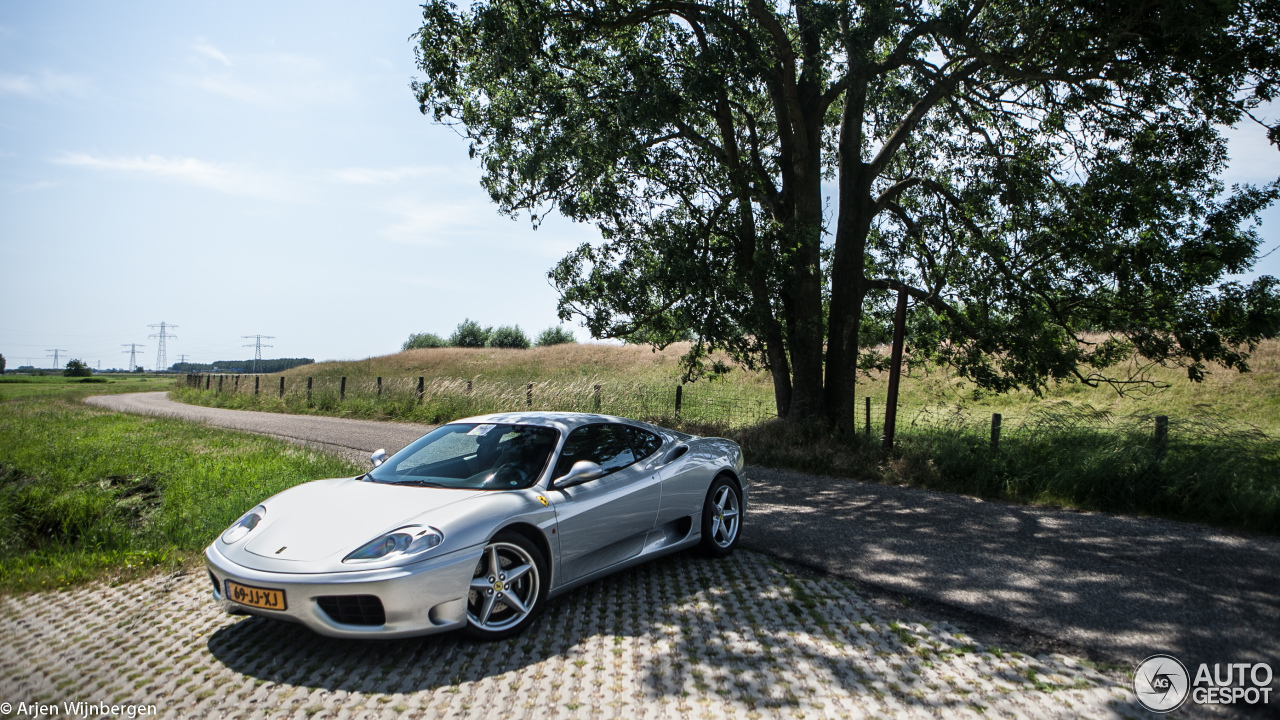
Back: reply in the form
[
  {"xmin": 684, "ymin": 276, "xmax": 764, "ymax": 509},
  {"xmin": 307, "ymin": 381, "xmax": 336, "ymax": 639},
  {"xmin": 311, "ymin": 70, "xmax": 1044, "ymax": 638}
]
[
  {"xmin": 554, "ymin": 424, "xmax": 637, "ymax": 478},
  {"xmin": 629, "ymin": 427, "xmax": 663, "ymax": 460}
]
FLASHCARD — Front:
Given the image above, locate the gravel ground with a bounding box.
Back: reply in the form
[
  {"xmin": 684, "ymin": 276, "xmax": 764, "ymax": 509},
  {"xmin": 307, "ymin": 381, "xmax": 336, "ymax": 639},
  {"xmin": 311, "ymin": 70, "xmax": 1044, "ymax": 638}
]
[{"xmin": 0, "ymin": 550, "xmax": 1142, "ymax": 719}]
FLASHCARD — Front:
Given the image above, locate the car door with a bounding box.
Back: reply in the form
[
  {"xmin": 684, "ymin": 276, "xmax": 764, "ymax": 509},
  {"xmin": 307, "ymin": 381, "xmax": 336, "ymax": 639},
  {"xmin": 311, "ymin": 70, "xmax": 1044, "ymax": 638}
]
[{"xmin": 549, "ymin": 423, "xmax": 662, "ymax": 584}]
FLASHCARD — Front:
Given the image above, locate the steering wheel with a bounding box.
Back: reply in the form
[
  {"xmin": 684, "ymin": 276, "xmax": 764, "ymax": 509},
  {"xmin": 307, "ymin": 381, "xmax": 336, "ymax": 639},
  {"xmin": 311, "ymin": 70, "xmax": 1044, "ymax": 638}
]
[{"xmin": 489, "ymin": 462, "xmax": 530, "ymax": 487}]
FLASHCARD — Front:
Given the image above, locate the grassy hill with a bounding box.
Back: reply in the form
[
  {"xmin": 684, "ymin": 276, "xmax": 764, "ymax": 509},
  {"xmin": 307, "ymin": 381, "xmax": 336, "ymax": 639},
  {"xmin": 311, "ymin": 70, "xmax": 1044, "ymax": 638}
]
[
  {"xmin": 271, "ymin": 339, "xmax": 1279, "ymax": 435},
  {"xmin": 171, "ymin": 339, "xmax": 1280, "ymax": 533}
]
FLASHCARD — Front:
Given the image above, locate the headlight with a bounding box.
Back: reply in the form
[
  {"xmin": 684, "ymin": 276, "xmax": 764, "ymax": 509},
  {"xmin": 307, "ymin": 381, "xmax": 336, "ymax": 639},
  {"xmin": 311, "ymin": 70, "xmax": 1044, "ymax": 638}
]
[
  {"xmin": 220, "ymin": 505, "xmax": 266, "ymax": 544},
  {"xmin": 343, "ymin": 526, "xmax": 443, "ymax": 563}
]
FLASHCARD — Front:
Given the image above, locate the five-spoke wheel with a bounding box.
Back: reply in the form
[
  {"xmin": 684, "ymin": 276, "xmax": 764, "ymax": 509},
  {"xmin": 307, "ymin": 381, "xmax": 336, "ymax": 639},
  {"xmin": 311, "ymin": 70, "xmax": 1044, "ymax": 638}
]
[
  {"xmin": 465, "ymin": 531, "xmax": 547, "ymax": 640},
  {"xmin": 698, "ymin": 475, "xmax": 741, "ymax": 556}
]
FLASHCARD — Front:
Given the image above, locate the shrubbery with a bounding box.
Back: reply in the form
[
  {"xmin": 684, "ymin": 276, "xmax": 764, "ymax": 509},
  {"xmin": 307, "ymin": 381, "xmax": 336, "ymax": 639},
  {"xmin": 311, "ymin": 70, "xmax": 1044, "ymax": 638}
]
[
  {"xmin": 403, "ymin": 320, "xmax": 574, "ymax": 350},
  {"xmin": 449, "ymin": 318, "xmax": 491, "ymax": 348},
  {"xmin": 536, "ymin": 326, "xmax": 576, "ymax": 346},
  {"xmin": 402, "ymin": 332, "xmax": 448, "ymax": 350},
  {"xmin": 488, "ymin": 325, "xmax": 531, "ymax": 349},
  {"xmin": 63, "ymin": 359, "xmax": 92, "ymax": 377}
]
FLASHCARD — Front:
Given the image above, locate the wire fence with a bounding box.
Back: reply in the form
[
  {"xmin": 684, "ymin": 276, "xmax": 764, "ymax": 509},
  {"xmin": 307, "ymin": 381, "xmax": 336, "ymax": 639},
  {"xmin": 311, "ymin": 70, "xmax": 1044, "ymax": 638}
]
[
  {"xmin": 182, "ymin": 373, "xmax": 779, "ymax": 428},
  {"xmin": 181, "ymin": 373, "xmax": 1269, "ymax": 453}
]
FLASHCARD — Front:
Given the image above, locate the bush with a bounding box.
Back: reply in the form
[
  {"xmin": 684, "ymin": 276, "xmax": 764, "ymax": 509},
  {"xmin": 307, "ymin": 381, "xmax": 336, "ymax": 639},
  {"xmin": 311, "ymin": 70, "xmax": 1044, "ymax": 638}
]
[
  {"xmin": 450, "ymin": 318, "xmax": 492, "ymax": 348},
  {"xmin": 402, "ymin": 332, "xmax": 448, "ymax": 350},
  {"xmin": 536, "ymin": 326, "xmax": 576, "ymax": 346},
  {"xmin": 63, "ymin": 360, "xmax": 92, "ymax": 377},
  {"xmin": 488, "ymin": 325, "xmax": 531, "ymax": 349}
]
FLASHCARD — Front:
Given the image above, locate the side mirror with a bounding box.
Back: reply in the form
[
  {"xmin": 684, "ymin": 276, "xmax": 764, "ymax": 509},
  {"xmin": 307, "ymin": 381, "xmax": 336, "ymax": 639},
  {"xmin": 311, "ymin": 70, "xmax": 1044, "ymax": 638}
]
[
  {"xmin": 553, "ymin": 460, "xmax": 603, "ymax": 489},
  {"xmin": 370, "ymin": 448, "xmax": 387, "ymax": 468}
]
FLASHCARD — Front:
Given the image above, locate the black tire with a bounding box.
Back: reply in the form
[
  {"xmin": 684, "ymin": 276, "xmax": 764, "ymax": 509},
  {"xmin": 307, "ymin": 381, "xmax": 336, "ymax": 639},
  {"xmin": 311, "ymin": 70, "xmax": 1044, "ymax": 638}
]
[
  {"xmin": 698, "ymin": 475, "xmax": 742, "ymax": 557},
  {"xmin": 463, "ymin": 530, "xmax": 549, "ymax": 640}
]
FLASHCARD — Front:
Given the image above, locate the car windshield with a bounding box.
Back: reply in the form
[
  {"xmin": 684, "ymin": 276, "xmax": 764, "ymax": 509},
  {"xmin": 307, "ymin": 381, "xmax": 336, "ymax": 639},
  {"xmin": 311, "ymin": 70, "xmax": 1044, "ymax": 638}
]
[{"xmin": 366, "ymin": 423, "xmax": 559, "ymax": 490}]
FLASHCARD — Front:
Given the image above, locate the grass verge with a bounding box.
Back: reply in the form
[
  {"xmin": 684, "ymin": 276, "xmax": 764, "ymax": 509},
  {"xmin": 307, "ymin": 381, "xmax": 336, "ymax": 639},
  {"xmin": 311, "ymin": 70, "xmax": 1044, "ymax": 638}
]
[
  {"xmin": 0, "ymin": 394, "xmax": 361, "ymax": 594},
  {"xmin": 713, "ymin": 401, "xmax": 1280, "ymax": 535}
]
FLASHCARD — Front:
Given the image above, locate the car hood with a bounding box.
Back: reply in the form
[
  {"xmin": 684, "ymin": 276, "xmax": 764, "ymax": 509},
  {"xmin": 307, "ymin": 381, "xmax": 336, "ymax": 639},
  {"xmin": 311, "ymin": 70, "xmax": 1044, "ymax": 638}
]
[{"xmin": 242, "ymin": 477, "xmax": 485, "ymax": 563}]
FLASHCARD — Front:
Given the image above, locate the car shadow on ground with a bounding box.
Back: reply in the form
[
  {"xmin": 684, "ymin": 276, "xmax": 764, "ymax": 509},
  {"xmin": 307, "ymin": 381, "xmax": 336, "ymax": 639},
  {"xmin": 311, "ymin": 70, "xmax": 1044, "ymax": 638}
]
[{"xmin": 207, "ymin": 549, "xmax": 1133, "ymax": 716}]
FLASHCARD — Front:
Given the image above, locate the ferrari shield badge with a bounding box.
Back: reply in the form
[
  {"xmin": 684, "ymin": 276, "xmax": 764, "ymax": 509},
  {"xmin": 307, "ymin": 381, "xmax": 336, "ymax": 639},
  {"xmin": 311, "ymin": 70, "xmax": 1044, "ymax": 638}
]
[{"xmin": 536, "ymin": 496, "xmax": 549, "ymax": 507}]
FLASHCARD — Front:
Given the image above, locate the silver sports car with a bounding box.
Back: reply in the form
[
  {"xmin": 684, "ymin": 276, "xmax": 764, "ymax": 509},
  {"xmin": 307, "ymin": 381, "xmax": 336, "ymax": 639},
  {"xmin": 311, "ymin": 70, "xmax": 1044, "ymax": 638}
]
[{"xmin": 204, "ymin": 411, "xmax": 745, "ymax": 640}]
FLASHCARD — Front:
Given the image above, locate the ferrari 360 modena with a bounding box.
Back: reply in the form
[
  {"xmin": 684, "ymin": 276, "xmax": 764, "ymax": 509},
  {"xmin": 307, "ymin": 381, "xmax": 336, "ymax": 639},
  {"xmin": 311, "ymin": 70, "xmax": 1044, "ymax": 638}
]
[{"xmin": 205, "ymin": 411, "xmax": 745, "ymax": 639}]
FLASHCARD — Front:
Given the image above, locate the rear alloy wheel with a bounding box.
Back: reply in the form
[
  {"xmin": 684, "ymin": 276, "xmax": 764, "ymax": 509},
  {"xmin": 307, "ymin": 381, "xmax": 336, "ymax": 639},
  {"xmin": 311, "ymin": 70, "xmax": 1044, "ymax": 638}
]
[
  {"xmin": 698, "ymin": 475, "xmax": 742, "ymax": 557},
  {"xmin": 464, "ymin": 531, "xmax": 547, "ymax": 640}
]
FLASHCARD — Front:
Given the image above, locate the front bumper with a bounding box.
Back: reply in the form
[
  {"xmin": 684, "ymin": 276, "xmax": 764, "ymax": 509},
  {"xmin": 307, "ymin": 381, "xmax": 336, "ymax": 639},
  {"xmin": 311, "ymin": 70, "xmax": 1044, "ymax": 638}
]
[{"xmin": 204, "ymin": 541, "xmax": 482, "ymax": 639}]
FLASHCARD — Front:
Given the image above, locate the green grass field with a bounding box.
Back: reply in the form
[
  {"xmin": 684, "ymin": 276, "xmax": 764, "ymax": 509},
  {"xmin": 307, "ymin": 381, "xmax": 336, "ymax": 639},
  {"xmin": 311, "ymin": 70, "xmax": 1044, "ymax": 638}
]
[
  {"xmin": 0, "ymin": 383, "xmax": 361, "ymax": 594},
  {"xmin": 0, "ymin": 374, "xmax": 173, "ymax": 400}
]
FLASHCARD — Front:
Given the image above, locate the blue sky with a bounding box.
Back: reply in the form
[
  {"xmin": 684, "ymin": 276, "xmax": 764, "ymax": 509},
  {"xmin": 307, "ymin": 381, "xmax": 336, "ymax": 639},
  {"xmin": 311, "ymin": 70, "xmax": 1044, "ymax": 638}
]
[{"xmin": 1, "ymin": 2, "xmax": 1277, "ymax": 370}]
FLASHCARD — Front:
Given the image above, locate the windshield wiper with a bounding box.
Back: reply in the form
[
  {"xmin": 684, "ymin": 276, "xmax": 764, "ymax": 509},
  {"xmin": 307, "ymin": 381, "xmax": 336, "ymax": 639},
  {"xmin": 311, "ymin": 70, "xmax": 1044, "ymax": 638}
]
[{"xmin": 383, "ymin": 478, "xmax": 450, "ymax": 488}]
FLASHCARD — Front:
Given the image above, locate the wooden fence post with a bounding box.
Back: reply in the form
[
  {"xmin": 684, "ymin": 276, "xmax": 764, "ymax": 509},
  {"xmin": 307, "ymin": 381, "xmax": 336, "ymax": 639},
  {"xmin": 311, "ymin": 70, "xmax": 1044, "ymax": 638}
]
[
  {"xmin": 417, "ymin": 377, "xmax": 424, "ymax": 403},
  {"xmin": 254, "ymin": 376, "xmax": 260, "ymax": 395},
  {"xmin": 279, "ymin": 376, "xmax": 285, "ymax": 398},
  {"xmin": 340, "ymin": 377, "xmax": 346, "ymax": 402},
  {"xmin": 1155, "ymin": 415, "xmax": 1168, "ymax": 459},
  {"xmin": 882, "ymin": 286, "xmax": 908, "ymax": 452},
  {"xmin": 593, "ymin": 384, "xmax": 601, "ymax": 412},
  {"xmin": 675, "ymin": 384, "xmax": 683, "ymax": 417},
  {"xmin": 865, "ymin": 397, "xmax": 871, "ymax": 439},
  {"xmin": 526, "ymin": 382, "xmax": 533, "ymax": 408},
  {"xmin": 234, "ymin": 375, "xmax": 239, "ymax": 392},
  {"xmin": 205, "ymin": 374, "xmax": 210, "ymax": 390},
  {"xmin": 376, "ymin": 377, "xmax": 382, "ymax": 398},
  {"xmin": 218, "ymin": 375, "xmax": 223, "ymax": 393},
  {"xmin": 466, "ymin": 379, "xmax": 473, "ymax": 394},
  {"xmin": 306, "ymin": 377, "xmax": 313, "ymax": 405},
  {"xmin": 990, "ymin": 413, "xmax": 1002, "ymax": 452}
]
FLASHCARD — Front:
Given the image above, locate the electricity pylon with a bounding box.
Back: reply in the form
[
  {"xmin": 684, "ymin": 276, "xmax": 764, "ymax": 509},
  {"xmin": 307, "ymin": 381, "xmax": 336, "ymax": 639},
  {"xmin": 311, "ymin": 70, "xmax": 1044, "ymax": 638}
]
[
  {"xmin": 46, "ymin": 349, "xmax": 68, "ymax": 369},
  {"xmin": 122, "ymin": 344, "xmax": 145, "ymax": 372},
  {"xmin": 242, "ymin": 335, "xmax": 275, "ymax": 374},
  {"xmin": 148, "ymin": 322, "xmax": 178, "ymax": 372}
]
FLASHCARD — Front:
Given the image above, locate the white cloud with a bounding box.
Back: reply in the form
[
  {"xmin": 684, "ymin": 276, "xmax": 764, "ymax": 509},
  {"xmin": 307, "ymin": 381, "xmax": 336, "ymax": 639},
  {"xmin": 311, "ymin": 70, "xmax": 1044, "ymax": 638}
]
[
  {"xmin": 381, "ymin": 196, "xmax": 497, "ymax": 244},
  {"xmin": 0, "ymin": 70, "xmax": 89, "ymax": 98},
  {"xmin": 329, "ymin": 166, "xmax": 441, "ymax": 185},
  {"xmin": 54, "ymin": 152, "xmax": 298, "ymax": 201},
  {"xmin": 11, "ymin": 180, "xmax": 56, "ymax": 192},
  {"xmin": 378, "ymin": 195, "xmax": 597, "ymax": 261},
  {"xmin": 176, "ymin": 43, "xmax": 352, "ymax": 109},
  {"xmin": 192, "ymin": 39, "xmax": 232, "ymax": 67}
]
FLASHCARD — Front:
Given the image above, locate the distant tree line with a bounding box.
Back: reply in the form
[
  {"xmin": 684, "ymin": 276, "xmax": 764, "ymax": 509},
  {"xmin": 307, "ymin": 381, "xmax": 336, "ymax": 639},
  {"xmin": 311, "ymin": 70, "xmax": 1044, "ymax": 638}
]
[
  {"xmin": 403, "ymin": 319, "xmax": 576, "ymax": 351},
  {"xmin": 171, "ymin": 358, "xmax": 315, "ymax": 374}
]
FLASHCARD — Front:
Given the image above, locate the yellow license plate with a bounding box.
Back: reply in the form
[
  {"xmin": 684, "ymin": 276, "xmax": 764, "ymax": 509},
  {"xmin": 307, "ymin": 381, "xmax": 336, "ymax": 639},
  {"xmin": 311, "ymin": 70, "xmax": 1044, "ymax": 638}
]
[{"xmin": 225, "ymin": 580, "xmax": 287, "ymax": 611}]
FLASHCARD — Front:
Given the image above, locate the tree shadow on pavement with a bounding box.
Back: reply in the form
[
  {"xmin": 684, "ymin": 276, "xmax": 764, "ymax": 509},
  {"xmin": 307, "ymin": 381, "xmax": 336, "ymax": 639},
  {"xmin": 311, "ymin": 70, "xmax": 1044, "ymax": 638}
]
[
  {"xmin": 207, "ymin": 550, "xmax": 1136, "ymax": 717},
  {"xmin": 742, "ymin": 466, "xmax": 1280, "ymax": 687}
]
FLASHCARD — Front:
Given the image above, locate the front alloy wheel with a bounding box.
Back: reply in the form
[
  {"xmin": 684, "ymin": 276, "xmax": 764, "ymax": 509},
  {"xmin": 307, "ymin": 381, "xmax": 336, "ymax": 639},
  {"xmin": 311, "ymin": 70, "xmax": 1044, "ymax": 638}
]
[
  {"xmin": 465, "ymin": 531, "xmax": 546, "ymax": 640},
  {"xmin": 698, "ymin": 476, "xmax": 742, "ymax": 556}
]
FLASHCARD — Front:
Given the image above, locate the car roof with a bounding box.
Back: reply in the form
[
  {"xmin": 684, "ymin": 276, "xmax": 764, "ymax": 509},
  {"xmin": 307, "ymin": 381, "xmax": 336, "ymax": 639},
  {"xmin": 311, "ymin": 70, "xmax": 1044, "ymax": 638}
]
[{"xmin": 449, "ymin": 411, "xmax": 689, "ymax": 439}]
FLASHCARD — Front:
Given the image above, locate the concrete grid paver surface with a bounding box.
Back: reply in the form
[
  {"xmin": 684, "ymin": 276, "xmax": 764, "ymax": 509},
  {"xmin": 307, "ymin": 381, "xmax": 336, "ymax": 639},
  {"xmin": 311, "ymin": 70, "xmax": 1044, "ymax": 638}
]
[{"xmin": 0, "ymin": 550, "xmax": 1141, "ymax": 719}]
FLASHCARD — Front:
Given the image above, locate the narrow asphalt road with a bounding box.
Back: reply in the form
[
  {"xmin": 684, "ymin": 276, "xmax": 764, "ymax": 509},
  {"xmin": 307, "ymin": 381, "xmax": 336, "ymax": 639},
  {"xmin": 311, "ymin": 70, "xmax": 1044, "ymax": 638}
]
[
  {"xmin": 86, "ymin": 391, "xmax": 433, "ymax": 465},
  {"xmin": 89, "ymin": 392, "xmax": 1279, "ymax": 677}
]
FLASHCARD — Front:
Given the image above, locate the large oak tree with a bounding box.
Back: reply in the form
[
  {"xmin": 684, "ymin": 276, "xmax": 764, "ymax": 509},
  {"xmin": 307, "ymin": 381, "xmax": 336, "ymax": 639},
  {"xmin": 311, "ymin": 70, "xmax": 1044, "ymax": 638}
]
[{"xmin": 414, "ymin": 0, "xmax": 1280, "ymax": 426}]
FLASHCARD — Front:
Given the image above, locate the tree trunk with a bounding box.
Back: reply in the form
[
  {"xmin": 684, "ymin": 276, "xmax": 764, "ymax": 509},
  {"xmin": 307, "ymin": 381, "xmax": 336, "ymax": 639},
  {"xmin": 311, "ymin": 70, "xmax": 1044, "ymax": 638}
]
[{"xmin": 824, "ymin": 80, "xmax": 872, "ymax": 429}]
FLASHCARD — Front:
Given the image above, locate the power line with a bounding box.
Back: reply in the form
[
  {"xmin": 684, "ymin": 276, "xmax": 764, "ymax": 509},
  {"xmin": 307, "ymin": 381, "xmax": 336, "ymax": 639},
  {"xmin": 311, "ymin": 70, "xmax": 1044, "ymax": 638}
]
[
  {"xmin": 46, "ymin": 349, "xmax": 68, "ymax": 369},
  {"xmin": 148, "ymin": 322, "xmax": 178, "ymax": 372},
  {"xmin": 242, "ymin": 335, "xmax": 275, "ymax": 374},
  {"xmin": 122, "ymin": 343, "xmax": 146, "ymax": 371}
]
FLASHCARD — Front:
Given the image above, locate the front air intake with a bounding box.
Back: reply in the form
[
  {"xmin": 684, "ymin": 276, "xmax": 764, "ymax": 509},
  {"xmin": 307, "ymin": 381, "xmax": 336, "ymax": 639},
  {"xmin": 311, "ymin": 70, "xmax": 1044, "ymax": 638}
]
[{"xmin": 316, "ymin": 595, "xmax": 386, "ymax": 626}]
